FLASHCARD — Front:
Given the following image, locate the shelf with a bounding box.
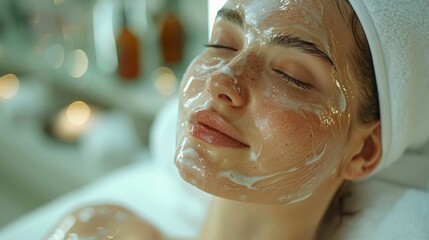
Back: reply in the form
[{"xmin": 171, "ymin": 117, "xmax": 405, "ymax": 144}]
[
  {"xmin": 47, "ymin": 66, "xmax": 171, "ymax": 118},
  {"xmin": 0, "ymin": 37, "xmax": 173, "ymax": 119}
]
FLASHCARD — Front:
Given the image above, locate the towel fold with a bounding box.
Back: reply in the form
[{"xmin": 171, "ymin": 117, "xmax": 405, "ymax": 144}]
[{"xmin": 349, "ymin": 0, "xmax": 429, "ymax": 175}]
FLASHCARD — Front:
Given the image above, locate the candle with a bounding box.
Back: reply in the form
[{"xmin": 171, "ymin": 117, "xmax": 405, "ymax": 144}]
[
  {"xmin": 153, "ymin": 67, "xmax": 178, "ymax": 96},
  {"xmin": 52, "ymin": 101, "xmax": 97, "ymax": 142},
  {"xmin": 0, "ymin": 74, "xmax": 20, "ymax": 100}
]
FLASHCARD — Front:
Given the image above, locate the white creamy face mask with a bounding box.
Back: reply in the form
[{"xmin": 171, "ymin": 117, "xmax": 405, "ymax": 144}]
[{"xmin": 175, "ymin": 0, "xmax": 358, "ymax": 205}]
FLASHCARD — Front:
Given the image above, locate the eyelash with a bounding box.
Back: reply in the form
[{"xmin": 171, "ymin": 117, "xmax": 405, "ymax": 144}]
[
  {"xmin": 204, "ymin": 44, "xmax": 312, "ymax": 90},
  {"xmin": 204, "ymin": 43, "xmax": 238, "ymax": 51},
  {"xmin": 273, "ymin": 69, "xmax": 313, "ymax": 90}
]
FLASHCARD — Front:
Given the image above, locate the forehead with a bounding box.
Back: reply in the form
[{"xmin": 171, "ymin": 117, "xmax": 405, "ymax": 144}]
[
  {"xmin": 224, "ymin": 0, "xmax": 330, "ymax": 25},
  {"xmin": 223, "ymin": 1, "xmax": 348, "ymax": 39},
  {"xmin": 222, "ymin": 0, "xmax": 349, "ymax": 55}
]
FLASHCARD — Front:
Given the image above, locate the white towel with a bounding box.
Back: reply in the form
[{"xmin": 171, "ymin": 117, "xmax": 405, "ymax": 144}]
[
  {"xmin": 321, "ymin": 179, "xmax": 429, "ymax": 240},
  {"xmin": 349, "ymin": 0, "xmax": 429, "ymax": 175},
  {"xmin": 372, "ymin": 189, "xmax": 429, "ymax": 240}
]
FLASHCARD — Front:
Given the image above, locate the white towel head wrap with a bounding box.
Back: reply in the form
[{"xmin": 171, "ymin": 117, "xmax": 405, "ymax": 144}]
[{"xmin": 349, "ymin": 0, "xmax": 429, "ymax": 175}]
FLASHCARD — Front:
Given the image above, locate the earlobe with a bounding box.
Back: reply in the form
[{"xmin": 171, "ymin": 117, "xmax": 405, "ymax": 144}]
[{"xmin": 342, "ymin": 122, "xmax": 382, "ymax": 180}]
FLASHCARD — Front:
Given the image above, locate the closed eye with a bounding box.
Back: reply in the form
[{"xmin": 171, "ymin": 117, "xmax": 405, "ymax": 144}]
[
  {"xmin": 204, "ymin": 43, "xmax": 238, "ymax": 51},
  {"xmin": 273, "ymin": 69, "xmax": 313, "ymax": 90}
]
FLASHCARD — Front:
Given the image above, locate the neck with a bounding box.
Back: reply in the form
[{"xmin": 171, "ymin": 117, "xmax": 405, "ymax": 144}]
[{"xmin": 199, "ymin": 178, "xmax": 342, "ymax": 240}]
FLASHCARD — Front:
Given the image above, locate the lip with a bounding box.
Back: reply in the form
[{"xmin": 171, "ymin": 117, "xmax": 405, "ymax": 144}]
[{"xmin": 189, "ymin": 110, "xmax": 249, "ymax": 148}]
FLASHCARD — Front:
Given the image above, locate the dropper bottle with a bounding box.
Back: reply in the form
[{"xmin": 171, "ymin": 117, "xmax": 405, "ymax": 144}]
[
  {"xmin": 159, "ymin": 0, "xmax": 184, "ymax": 66},
  {"xmin": 116, "ymin": 0, "xmax": 140, "ymax": 80}
]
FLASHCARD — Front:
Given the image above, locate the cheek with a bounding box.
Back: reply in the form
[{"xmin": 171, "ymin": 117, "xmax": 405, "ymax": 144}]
[
  {"xmin": 179, "ymin": 56, "xmax": 224, "ymax": 109},
  {"xmin": 250, "ymin": 83, "xmax": 349, "ymax": 174},
  {"xmin": 180, "ymin": 57, "xmax": 212, "ymax": 94},
  {"xmin": 246, "ymin": 104, "xmax": 344, "ymax": 203},
  {"xmin": 251, "ymin": 70, "xmax": 348, "ymax": 169},
  {"xmin": 182, "ymin": 55, "xmax": 227, "ymax": 82},
  {"xmin": 257, "ymin": 106, "xmax": 334, "ymax": 169}
]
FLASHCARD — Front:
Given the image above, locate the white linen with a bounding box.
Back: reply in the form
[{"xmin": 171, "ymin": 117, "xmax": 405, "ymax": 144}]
[
  {"xmin": 373, "ymin": 189, "xmax": 429, "ymax": 240},
  {"xmin": 0, "ymin": 158, "xmax": 211, "ymax": 240}
]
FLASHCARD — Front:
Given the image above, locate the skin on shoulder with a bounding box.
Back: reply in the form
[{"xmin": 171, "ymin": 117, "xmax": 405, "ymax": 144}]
[{"xmin": 45, "ymin": 204, "xmax": 164, "ymax": 240}]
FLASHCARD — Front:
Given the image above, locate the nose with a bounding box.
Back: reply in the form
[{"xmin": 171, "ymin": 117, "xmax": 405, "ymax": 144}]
[{"xmin": 207, "ymin": 71, "xmax": 247, "ymax": 107}]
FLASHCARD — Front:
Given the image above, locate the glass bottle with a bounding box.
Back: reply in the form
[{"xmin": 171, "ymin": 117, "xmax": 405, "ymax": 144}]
[
  {"xmin": 159, "ymin": 0, "xmax": 184, "ymax": 66},
  {"xmin": 116, "ymin": 0, "xmax": 140, "ymax": 80}
]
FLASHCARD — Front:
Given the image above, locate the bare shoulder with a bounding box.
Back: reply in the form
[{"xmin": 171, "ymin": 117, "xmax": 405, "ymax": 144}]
[{"xmin": 45, "ymin": 204, "xmax": 163, "ymax": 240}]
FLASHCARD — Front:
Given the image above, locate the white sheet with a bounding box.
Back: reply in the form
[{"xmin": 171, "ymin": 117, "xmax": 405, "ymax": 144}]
[{"xmin": 0, "ymin": 157, "xmax": 211, "ymax": 240}]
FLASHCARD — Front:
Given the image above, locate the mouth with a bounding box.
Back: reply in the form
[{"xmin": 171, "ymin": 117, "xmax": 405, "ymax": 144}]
[{"xmin": 189, "ymin": 110, "xmax": 249, "ymax": 148}]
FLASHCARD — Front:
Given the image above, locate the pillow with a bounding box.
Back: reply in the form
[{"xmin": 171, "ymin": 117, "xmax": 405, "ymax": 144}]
[
  {"xmin": 149, "ymin": 96, "xmax": 178, "ymax": 173},
  {"xmin": 375, "ymin": 146, "xmax": 429, "ymax": 191}
]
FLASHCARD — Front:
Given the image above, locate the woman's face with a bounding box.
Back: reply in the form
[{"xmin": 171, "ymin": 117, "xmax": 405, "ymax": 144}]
[{"xmin": 175, "ymin": 0, "xmax": 361, "ymax": 204}]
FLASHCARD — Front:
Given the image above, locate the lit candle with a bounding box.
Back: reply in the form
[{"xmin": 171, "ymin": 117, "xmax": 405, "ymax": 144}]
[
  {"xmin": 0, "ymin": 74, "xmax": 20, "ymax": 100},
  {"xmin": 52, "ymin": 101, "xmax": 97, "ymax": 142},
  {"xmin": 153, "ymin": 67, "xmax": 178, "ymax": 96}
]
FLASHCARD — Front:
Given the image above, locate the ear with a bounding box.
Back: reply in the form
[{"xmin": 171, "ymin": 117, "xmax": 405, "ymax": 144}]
[{"xmin": 342, "ymin": 122, "xmax": 382, "ymax": 180}]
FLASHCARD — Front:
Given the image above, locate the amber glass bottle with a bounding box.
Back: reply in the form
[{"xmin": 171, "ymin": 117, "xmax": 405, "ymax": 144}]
[
  {"xmin": 117, "ymin": 2, "xmax": 140, "ymax": 80},
  {"xmin": 160, "ymin": 0, "xmax": 184, "ymax": 65}
]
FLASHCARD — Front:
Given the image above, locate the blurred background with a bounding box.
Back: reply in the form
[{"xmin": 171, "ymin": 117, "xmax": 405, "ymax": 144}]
[{"xmin": 0, "ymin": 0, "xmax": 221, "ymax": 228}]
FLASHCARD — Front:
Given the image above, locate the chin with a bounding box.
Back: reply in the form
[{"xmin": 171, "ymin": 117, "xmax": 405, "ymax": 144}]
[{"xmin": 176, "ymin": 165, "xmax": 316, "ymax": 205}]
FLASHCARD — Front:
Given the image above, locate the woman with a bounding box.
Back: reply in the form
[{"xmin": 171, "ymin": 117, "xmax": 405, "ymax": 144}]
[
  {"xmin": 175, "ymin": 0, "xmax": 381, "ymax": 239},
  {"xmin": 46, "ymin": 0, "xmax": 429, "ymax": 239}
]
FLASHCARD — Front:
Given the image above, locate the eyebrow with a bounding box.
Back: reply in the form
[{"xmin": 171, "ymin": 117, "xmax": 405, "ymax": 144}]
[
  {"xmin": 216, "ymin": 8, "xmax": 244, "ymax": 29},
  {"xmin": 216, "ymin": 7, "xmax": 335, "ymax": 68},
  {"xmin": 270, "ymin": 34, "xmax": 335, "ymax": 68}
]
